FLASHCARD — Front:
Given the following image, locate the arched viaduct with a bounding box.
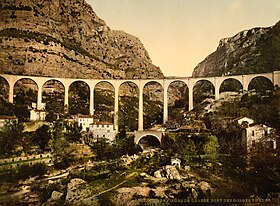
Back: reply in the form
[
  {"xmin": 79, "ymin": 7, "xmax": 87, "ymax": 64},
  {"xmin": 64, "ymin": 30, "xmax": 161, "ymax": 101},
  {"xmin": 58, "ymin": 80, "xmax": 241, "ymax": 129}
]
[{"xmin": 0, "ymin": 71, "xmax": 279, "ymax": 131}]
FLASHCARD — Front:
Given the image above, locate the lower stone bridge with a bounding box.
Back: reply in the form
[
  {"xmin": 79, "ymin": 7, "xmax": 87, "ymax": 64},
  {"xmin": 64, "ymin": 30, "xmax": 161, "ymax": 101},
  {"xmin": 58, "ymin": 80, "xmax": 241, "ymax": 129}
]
[{"xmin": 134, "ymin": 130, "xmax": 165, "ymax": 145}]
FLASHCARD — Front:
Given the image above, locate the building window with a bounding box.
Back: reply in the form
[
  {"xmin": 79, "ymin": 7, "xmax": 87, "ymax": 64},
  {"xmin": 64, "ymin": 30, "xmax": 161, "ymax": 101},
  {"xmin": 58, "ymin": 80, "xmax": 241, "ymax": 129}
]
[
  {"xmin": 264, "ymin": 131, "xmax": 268, "ymax": 136},
  {"xmin": 252, "ymin": 140, "xmax": 256, "ymax": 147},
  {"xmin": 107, "ymin": 130, "xmax": 110, "ymax": 133},
  {"xmin": 252, "ymin": 131, "xmax": 254, "ymax": 136},
  {"xmin": 107, "ymin": 125, "xmax": 109, "ymax": 128},
  {"xmin": 102, "ymin": 125, "xmax": 104, "ymax": 128},
  {"xmin": 103, "ymin": 135, "xmax": 105, "ymax": 137}
]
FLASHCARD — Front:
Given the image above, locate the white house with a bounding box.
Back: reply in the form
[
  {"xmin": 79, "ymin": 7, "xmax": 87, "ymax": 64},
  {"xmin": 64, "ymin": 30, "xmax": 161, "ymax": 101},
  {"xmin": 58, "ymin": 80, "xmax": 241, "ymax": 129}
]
[
  {"xmin": 30, "ymin": 110, "xmax": 46, "ymax": 121},
  {"xmin": 76, "ymin": 115, "xmax": 97, "ymax": 132},
  {"xmin": 0, "ymin": 116, "xmax": 18, "ymax": 128},
  {"xmin": 88, "ymin": 121, "xmax": 116, "ymax": 142},
  {"xmin": 242, "ymin": 123, "xmax": 277, "ymax": 152}
]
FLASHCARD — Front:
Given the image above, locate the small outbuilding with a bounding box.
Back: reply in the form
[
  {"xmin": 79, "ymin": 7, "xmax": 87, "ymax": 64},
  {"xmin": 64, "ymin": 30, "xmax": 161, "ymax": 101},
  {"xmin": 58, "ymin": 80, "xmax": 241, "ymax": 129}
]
[{"xmin": 171, "ymin": 157, "xmax": 181, "ymax": 168}]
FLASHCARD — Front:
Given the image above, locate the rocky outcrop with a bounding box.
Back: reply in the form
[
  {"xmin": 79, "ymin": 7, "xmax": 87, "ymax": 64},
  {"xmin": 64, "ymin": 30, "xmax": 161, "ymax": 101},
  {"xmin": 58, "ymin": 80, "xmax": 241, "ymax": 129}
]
[
  {"xmin": 65, "ymin": 178, "xmax": 97, "ymax": 205},
  {"xmin": 0, "ymin": 0, "xmax": 164, "ymax": 79},
  {"xmin": 192, "ymin": 21, "xmax": 280, "ymax": 77},
  {"xmin": 154, "ymin": 165, "xmax": 181, "ymax": 180}
]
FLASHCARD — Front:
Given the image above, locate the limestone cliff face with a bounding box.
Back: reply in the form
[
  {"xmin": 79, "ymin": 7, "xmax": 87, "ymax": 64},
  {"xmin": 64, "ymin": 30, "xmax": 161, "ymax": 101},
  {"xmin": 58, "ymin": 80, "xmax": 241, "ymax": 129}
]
[
  {"xmin": 0, "ymin": 0, "xmax": 164, "ymax": 79},
  {"xmin": 192, "ymin": 21, "xmax": 280, "ymax": 77}
]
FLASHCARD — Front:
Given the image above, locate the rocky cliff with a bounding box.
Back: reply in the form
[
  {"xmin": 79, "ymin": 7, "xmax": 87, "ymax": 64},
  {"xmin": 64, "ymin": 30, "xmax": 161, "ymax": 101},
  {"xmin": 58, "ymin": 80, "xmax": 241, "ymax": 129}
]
[
  {"xmin": 192, "ymin": 21, "xmax": 280, "ymax": 77},
  {"xmin": 0, "ymin": 0, "xmax": 164, "ymax": 79}
]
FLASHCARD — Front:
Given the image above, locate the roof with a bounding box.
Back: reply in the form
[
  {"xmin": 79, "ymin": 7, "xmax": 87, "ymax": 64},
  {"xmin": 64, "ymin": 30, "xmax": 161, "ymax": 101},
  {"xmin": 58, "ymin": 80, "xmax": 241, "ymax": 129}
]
[
  {"xmin": 179, "ymin": 125, "xmax": 195, "ymax": 130},
  {"xmin": 78, "ymin": 115, "xmax": 95, "ymax": 118},
  {"xmin": 0, "ymin": 116, "xmax": 18, "ymax": 120},
  {"xmin": 248, "ymin": 123, "xmax": 270, "ymax": 128},
  {"xmin": 90, "ymin": 121, "xmax": 113, "ymax": 125},
  {"xmin": 235, "ymin": 117, "xmax": 254, "ymax": 121}
]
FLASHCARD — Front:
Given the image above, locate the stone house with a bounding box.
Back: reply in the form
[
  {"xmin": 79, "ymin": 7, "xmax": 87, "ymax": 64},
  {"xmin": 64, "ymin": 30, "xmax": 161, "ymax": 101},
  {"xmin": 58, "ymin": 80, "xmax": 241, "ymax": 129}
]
[
  {"xmin": 0, "ymin": 116, "xmax": 18, "ymax": 128},
  {"xmin": 88, "ymin": 121, "xmax": 116, "ymax": 142},
  {"xmin": 242, "ymin": 123, "xmax": 277, "ymax": 152}
]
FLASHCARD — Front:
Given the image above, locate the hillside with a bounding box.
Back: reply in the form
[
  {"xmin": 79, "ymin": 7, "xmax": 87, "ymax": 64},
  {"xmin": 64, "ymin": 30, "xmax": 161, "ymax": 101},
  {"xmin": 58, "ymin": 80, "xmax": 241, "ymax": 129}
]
[
  {"xmin": 0, "ymin": 0, "xmax": 164, "ymax": 79},
  {"xmin": 192, "ymin": 21, "xmax": 280, "ymax": 77}
]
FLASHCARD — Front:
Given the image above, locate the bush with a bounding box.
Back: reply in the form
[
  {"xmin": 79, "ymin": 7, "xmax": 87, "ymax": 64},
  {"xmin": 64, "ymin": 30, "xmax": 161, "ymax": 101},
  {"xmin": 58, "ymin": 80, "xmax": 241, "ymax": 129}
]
[{"xmin": 17, "ymin": 163, "xmax": 48, "ymax": 180}]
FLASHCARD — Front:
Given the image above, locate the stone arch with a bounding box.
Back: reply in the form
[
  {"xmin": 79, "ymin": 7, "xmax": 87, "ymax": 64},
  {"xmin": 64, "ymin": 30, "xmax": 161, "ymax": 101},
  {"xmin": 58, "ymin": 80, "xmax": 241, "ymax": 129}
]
[
  {"xmin": 0, "ymin": 76, "xmax": 10, "ymax": 101},
  {"xmin": 143, "ymin": 81, "xmax": 164, "ymax": 130},
  {"xmin": 143, "ymin": 80, "xmax": 163, "ymax": 89},
  {"xmin": 135, "ymin": 133, "xmax": 162, "ymax": 145},
  {"xmin": 13, "ymin": 78, "xmax": 39, "ymax": 121},
  {"xmin": 94, "ymin": 81, "xmax": 115, "ymax": 122},
  {"xmin": 13, "ymin": 78, "xmax": 39, "ymax": 104},
  {"xmin": 118, "ymin": 81, "xmax": 139, "ymax": 131},
  {"xmin": 167, "ymin": 80, "xmax": 189, "ymax": 123},
  {"xmin": 248, "ymin": 76, "xmax": 274, "ymax": 93},
  {"xmin": 42, "ymin": 79, "xmax": 65, "ymax": 114},
  {"xmin": 68, "ymin": 80, "xmax": 90, "ymax": 115},
  {"xmin": 219, "ymin": 78, "xmax": 243, "ymax": 93},
  {"xmin": 193, "ymin": 80, "xmax": 215, "ymax": 107}
]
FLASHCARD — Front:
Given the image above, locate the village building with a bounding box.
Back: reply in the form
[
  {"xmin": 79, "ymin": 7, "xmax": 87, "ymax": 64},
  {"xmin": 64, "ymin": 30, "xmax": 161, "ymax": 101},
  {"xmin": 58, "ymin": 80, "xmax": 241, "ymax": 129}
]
[
  {"xmin": 75, "ymin": 115, "xmax": 98, "ymax": 132},
  {"xmin": 88, "ymin": 121, "xmax": 116, "ymax": 142},
  {"xmin": 241, "ymin": 123, "xmax": 277, "ymax": 152},
  {"xmin": 171, "ymin": 157, "xmax": 181, "ymax": 168},
  {"xmin": 29, "ymin": 102, "xmax": 46, "ymax": 121},
  {"xmin": 30, "ymin": 109, "xmax": 46, "ymax": 121},
  {"xmin": 179, "ymin": 120, "xmax": 208, "ymax": 133},
  {"xmin": 0, "ymin": 116, "xmax": 18, "ymax": 128},
  {"xmin": 235, "ymin": 117, "xmax": 277, "ymax": 152}
]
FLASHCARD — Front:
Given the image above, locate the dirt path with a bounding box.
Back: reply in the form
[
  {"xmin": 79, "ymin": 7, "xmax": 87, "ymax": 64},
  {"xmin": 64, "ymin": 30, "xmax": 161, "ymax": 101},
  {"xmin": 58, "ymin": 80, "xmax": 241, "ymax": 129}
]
[{"xmin": 93, "ymin": 172, "xmax": 137, "ymax": 197}]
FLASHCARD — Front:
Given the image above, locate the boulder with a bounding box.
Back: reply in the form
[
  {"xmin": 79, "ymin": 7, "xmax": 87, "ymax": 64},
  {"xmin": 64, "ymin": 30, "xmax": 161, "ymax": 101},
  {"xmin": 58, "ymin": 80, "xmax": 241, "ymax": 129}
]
[
  {"xmin": 164, "ymin": 165, "xmax": 181, "ymax": 180},
  {"xmin": 184, "ymin": 165, "xmax": 191, "ymax": 171},
  {"xmin": 154, "ymin": 170, "xmax": 163, "ymax": 178},
  {"xmin": 197, "ymin": 181, "xmax": 211, "ymax": 196},
  {"xmin": 49, "ymin": 191, "xmax": 63, "ymax": 201},
  {"xmin": 191, "ymin": 188, "xmax": 198, "ymax": 198},
  {"xmin": 66, "ymin": 178, "xmax": 92, "ymax": 204}
]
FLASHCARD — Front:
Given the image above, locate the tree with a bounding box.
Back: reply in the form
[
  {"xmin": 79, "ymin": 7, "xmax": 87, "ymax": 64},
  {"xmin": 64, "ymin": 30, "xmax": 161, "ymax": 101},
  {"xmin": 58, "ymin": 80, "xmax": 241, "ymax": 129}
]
[
  {"xmin": 33, "ymin": 124, "xmax": 51, "ymax": 151},
  {"xmin": 51, "ymin": 120, "xmax": 75, "ymax": 168},
  {"xmin": 65, "ymin": 122, "xmax": 82, "ymax": 142},
  {"xmin": 0, "ymin": 122, "xmax": 24, "ymax": 156},
  {"xmin": 203, "ymin": 135, "xmax": 219, "ymax": 161}
]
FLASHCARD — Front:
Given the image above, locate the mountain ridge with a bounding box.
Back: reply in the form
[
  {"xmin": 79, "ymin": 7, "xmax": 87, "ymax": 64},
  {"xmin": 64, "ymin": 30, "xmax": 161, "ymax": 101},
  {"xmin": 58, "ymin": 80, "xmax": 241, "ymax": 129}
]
[
  {"xmin": 0, "ymin": 0, "xmax": 164, "ymax": 79},
  {"xmin": 192, "ymin": 21, "xmax": 280, "ymax": 77}
]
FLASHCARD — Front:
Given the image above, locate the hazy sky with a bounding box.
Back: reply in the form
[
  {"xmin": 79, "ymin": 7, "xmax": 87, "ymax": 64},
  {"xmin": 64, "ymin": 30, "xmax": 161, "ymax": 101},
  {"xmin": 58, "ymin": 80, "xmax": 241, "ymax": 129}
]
[{"xmin": 88, "ymin": 0, "xmax": 280, "ymax": 77}]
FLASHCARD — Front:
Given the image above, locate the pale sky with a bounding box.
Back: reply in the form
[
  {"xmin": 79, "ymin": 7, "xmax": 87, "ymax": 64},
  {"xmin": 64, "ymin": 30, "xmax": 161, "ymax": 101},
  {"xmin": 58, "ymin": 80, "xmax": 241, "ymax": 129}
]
[{"xmin": 88, "ymin": 0, "xmax": 280, "ymax": 77}]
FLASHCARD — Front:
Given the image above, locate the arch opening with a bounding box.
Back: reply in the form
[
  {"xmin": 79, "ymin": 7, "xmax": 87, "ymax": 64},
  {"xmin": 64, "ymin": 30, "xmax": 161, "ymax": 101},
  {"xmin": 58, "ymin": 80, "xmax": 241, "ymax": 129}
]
[
  {"xmin": 68, "ymin": 81, "xmax": 90, "ymax": 115},
  {"xmin": 248, "ymin": 77, "xmax": 274, "ymax": 93},
  {"xmin": 193, "ymin": 80, "xmax": 215, "ymax": 107},
  {"xmin": 13, "ymin": 78, "xmax": 38, "ymax": 121},
  {"xmin": 0, "ymin": 77, "xmax": 9, "ymax": 101},
  {"xmin": 138, "ymin": 135, "xmax": 161, "ymax": 151},
  {"xmin": 219, "ymin": 78, "xmax": 243, "ymax": 97},
  {"xmin": 42, "ymin": 80, "xmax": 65, "ymax": 120},
  {"xmin": 119, "ymin": 82, "xmax": 139, "ymax": 131},
  {"xmin": 143, "ymin": 82, "xmax": 163, "ymax": 130},
  {"xmin": 94, "ymin": 81, "xmax": 114, "ymax": 123},
  {"xmin": 167, "ymin": 81, "xmax": 189, "ymax": 126}
]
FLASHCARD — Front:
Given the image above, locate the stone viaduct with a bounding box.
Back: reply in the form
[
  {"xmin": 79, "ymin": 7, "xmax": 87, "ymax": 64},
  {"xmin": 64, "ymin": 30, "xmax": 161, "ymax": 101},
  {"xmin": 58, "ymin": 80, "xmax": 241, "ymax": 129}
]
[{"xmin": 0, "ymin": 71, "xmax": 279, "ymax": 132}]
